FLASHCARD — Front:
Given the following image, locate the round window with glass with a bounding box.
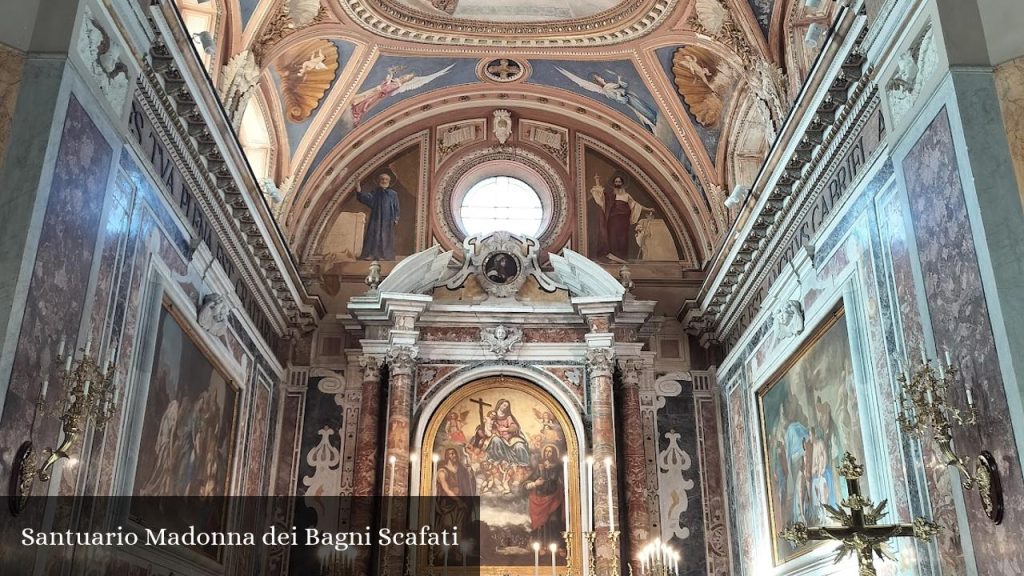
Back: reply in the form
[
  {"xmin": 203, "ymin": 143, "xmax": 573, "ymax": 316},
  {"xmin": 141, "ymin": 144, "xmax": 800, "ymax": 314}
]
[{"xmin": 458, "ymin": 176, "xmax": 544, "ymax": 237}]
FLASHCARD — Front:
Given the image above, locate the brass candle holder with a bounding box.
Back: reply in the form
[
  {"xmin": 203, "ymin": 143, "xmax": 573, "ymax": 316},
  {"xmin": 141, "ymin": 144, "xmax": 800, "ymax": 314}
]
[
  {"xmin": 896, "ymin": 349, "xmax": 1003, "ymax": 524},
  {"xmin": 608, "ymin": 530, "xmax": 621, "ymax": 576},
  {"xmin": 8, "ymin": 338, "xmax": 118, "ymax": 515},
  {"xmin": 583, "ymin": 531, "xmax": 597, "ymax": 576}
]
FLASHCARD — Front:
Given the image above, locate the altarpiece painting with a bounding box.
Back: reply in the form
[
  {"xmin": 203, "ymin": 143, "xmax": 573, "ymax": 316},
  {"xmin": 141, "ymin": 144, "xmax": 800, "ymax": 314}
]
[
  {"xmin": 757, "ymin": 307, "xmax": 864, "ymax": 565},
  {"xmin": 420, "ymin": 377, "xmax": 580, "ymax": 574},
  {"xmin": 131, "ymin": 304, "xmax": 238, "ymax": 551}
]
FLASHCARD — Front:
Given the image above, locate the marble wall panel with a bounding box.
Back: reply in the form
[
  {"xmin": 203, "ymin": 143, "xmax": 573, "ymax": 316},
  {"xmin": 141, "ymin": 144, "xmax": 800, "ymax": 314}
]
[
  {"xmin": 0, "ymin": 95, "xmax": 112, "ymax": 492},
  {"xmin": 656, "ymin": 382, "xmax": 707, "ymax": 576},
  {"xmin": 995, "ymin": 56, "xmax": 1024, "ymax": 209},
  {"xmin": 696, "ymin": 394, "xmax": 730, "ymax": 576},
  {"xmin": 0, "ymin": 42, "xmax": 24, "ymax": 164},
  {"xmin": 904, "ymin": 108, "xmax": 1024, "ymax": 573},
  {"xmin": 880, "ymin": 188, "xmax": 966, "ymax": 573}
]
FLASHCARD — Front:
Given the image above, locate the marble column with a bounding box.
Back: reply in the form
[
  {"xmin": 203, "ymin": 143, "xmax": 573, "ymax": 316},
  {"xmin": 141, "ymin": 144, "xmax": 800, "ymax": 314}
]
[
  {"xmin": 382, "ymin": 344, "xmax": 417, "ymax": 575},
  {"xmin": 586, "ymin": 346, "xmax": 621, "ymax": 561},
  {"xmin": 351, "ymin": 354, "xmax": 384, "ymax": 576},
  {"xmin": 619, "ymin": 358, "xmax": 649, "ymax": 572},
  {"xmin": 352, "ymin": 354, "xmax": 384, "ymax": 497}
]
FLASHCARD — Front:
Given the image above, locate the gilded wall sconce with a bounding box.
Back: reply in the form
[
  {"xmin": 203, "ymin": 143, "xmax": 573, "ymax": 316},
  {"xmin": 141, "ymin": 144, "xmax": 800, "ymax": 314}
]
[
  {"xmin": 8, "ymin": 337, "xmax": 119, "ymax": 516},
  {"xmin": 896, "ymin": 347, "xmax": 1003, "ymax": 524}
]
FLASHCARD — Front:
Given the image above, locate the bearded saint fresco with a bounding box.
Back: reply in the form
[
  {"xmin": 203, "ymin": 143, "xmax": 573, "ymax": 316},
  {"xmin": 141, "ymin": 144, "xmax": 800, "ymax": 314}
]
[{"xmin": 427, "ymin": 383, "xmax": 572, "ymax": 569}]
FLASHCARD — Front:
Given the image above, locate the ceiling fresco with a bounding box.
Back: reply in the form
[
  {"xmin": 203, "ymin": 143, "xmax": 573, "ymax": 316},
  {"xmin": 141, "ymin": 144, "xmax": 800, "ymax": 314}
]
[
  {"xmin": 183, "ymin": 0, "xmax": 846, "ymax": 280},
  {"xmin": 392, "ymin": 0, "xmax": 623, "ymax": 22},
  {"xmin": 268, "ymin": 38, "xmax": 356, "ymax": 155}
]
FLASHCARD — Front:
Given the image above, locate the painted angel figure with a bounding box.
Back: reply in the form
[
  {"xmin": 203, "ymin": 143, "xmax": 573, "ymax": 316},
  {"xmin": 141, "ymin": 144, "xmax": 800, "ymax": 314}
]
[
  {"xmin": 297, "ymin": 48, "xmax": 328, "ymax": 77},
  {"xmin": 349, "ymin": 64, "xmax": 456, "ymax": 126},
  {"xmin": 556, "ymin": 67, "xmax": 658, "ymax": 132}
]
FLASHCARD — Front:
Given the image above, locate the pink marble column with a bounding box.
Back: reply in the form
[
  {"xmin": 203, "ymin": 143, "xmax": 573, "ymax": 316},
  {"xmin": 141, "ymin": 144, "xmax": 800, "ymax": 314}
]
[
  {"xmin": 619, "ymin": 359, "xmax": 649, "ymax": 573},
  {"xmin": 352, "ymin": 355, "xmax": 384, "ymax": 497},
  {"xmin": 586, "ymin": 346, "xmax": 621, "ymax": 561},
  {"xmin": 382, "ymin": 344, "xmax": 418, "ymax": 574},
  {"xmin": 352, "ymin": 355, "xmax": 384, "ymax": 576}
]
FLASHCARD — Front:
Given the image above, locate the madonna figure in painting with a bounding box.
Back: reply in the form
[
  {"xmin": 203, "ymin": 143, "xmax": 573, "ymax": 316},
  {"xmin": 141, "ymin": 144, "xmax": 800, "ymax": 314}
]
[{"xmin": 356, "ymin": 171, "xmax": 400, "ymax": 260}]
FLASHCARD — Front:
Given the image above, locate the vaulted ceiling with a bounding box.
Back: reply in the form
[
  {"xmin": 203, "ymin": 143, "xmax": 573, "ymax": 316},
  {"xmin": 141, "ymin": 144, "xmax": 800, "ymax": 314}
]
[{"xmin": 179, "ymin": 0, "xmax": 840, "ymax": 271}]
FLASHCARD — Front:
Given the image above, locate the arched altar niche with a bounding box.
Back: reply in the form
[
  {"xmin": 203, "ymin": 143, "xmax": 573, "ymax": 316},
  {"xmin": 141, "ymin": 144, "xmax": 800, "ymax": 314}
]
[{"xmin": 418, "ymin": 376, "xmax": 582, "ymax": 574}]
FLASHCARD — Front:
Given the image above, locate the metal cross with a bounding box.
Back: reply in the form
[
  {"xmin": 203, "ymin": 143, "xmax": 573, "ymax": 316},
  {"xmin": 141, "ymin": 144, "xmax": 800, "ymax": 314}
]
[{"xmin": 780, "ymin": 452, "xmax": 940, "ymax": 576}]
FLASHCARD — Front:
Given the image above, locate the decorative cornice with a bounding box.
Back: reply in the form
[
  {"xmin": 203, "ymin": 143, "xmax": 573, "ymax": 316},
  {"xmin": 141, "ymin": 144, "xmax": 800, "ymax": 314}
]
[
  {"xmin": 146, "ymin": 4, "xmax": 325, "ymax": 336},
  {"xmin": 337, "ymin": 0, "xmax": 677, "ymax": 47},
  {"xmin": 683, "ymin": 1, "xmax": 873, "ymax": 347}
]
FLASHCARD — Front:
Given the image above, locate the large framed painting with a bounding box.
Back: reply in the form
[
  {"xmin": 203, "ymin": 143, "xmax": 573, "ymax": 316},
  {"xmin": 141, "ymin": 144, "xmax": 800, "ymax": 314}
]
[
  {"xmin": 757, "ymin": 306, "xmax": 864, "ymax": 565},
  {"xmin": 131, "ymin": 303, "xmax": 238, "ymax": 552},
  {"xmin": 419, "ymin": 377, "xmax": 581, "ymax": 575}
]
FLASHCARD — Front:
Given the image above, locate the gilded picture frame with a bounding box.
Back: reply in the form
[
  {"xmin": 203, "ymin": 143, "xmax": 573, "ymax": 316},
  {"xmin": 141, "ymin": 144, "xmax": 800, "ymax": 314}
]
[
  {"xmin": 756, "ymin": 305, "xmax": 865, "ymax": 565},
  {"xmin": 419, "ymin": 377, "xmax": 582, "ymax": 575}
]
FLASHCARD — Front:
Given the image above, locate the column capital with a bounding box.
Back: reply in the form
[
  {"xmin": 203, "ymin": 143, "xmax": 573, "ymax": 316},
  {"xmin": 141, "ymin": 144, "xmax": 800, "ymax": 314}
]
[
  {"xmin": 359, "ymin": 354, "xmax": 384, "ymax": 381},
  {"xmin": 586, "ymin": 347, "xmax": 616, "ymax": 377},
  {"xmin": 387, "ymin": 345, "xmax": 419, "ymax": 377},
  {"xmin": 620, "ymin": 358, "xmax": 644, "ymax": 387}
]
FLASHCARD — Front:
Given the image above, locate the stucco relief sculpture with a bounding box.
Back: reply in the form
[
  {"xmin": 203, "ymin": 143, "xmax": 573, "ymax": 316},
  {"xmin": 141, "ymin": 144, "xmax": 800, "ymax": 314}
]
[
  {"xmin": 773, "ymin": 299, "xmax": 805, "ymax": 340},
  {"xmin": 78, "ymin": 8, "xmax": 130, "ymax": 111},
  {"xmin": 219, "ymin": 50, "xmax": 260, "ymax": 129},
  {"xmin": 480, "ymin": 325, "xmax": 524, "ymax": 359},
  {"xmin": 886, "ymin": 22, "xmax": 937, "ymax": 125},
  {"xmin": 492, "ymin": 109, "xmax": 513, "ymax": 145},
  {"xmin": 197, "ymin": 293, "xmax": 230, "ymax": 337}
]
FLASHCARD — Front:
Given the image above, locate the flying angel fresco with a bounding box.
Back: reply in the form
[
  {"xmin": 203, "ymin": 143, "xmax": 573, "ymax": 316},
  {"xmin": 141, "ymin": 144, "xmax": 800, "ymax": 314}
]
[
  {"xmin": 555, "ymin": 66, "xmax": 659, "ymax": 132},
  {"xmin": 350, "ymin": 64, "xmax": 456, "ymax": 126}
]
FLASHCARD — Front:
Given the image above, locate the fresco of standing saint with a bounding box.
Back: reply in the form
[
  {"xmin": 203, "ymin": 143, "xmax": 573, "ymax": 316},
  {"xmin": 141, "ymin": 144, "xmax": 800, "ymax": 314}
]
[{"xmin": 356, "ymin": 171, "xmax": 400, "ymax": 260}]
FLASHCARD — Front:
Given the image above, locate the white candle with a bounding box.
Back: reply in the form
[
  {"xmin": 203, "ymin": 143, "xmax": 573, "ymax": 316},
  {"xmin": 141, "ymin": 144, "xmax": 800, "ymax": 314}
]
[
  {"xmin": 604, "ymin": 457, "xmax": 614, "ymax": 532},
  {"xmin": 925, "ymin": 387, "xmax": 933, "ymax": 405},
  {"xmin": 919, "ymin": 342, "xmax": 927, "ymax": 365},
  {"xmin": 549, "ymin": 543, "xmax": 557, "ymax": 576},
  {"xmin": 82, "ymin": 379, "xmax": 90, "ymax": 398},
  {"xmin": 536, "ymin": 537, "xmax": 544, "ymax": 573},
  {"xmin": 64, "ymin": 354, "xmax": 73, "ymax": 373},
  {"xmin": 944, "ymin": 348, "xmax": 952, "ymax": 367},
  {"xmin": 938, "ymin": 362, "xmax": 946, "ymax": 380},
  {"xmin": 57, "ymin": 335, "xmax": 65, "ymax": 358},
  {"xmin": 966, "ymin": 384, "xmax": 975, "ymax": 406},
  {"xmin": 586, "ymin": 455, "xmax": 595, "ymax": 526},
  {"xmin": 561, "ymin": 455, "xmax": 570, "ymax": 527},
  {"xmin": 108, "ymin": 346, "xmax": 117, "ymax": 369},
  {"xmin": 432, "ymin": 453, "xmax": 440, "ymax": 494},
  {"xmin": 85, "ymin": 337, "xmax": 92, "ymax": 356},
  {"xmin": 41, "ymin": 380, "xmax": 48, "ymax": 400},
  {"xmin": 388, "ymin": 455, "xmax": 396, "ymax": 496}
]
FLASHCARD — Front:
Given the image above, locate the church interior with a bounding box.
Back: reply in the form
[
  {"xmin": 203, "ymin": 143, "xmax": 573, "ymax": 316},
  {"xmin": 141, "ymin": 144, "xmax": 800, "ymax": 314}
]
[{"xmin": 1, "ymin": 0, "xmax": 1024, "ymax": 574}]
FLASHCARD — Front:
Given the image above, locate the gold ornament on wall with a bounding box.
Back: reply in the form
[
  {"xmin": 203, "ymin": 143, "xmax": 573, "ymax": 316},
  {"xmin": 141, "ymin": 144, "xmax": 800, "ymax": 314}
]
[{"xmin": 273, "ymin": 38, "xmax": 340, "ymax": 123}]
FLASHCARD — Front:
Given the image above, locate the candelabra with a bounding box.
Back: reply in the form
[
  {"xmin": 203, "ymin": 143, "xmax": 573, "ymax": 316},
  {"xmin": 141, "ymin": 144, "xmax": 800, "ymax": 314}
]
[
  {"xmin": 9, "ymin": 337, "xmax": 119, "ymax": 515},
  {"xmin": 636, "ymin": 538, "xmax": 680, "ymax": 576},
  {"xmin": 561, "ymin": 530, "xmax": 574, "ymax": 575},
  {"xmin": 318, "ymin": 545, "xmax": 358, "ymax": 575},
  {"xmin": 609, "ymin": 531, "xmax": 621, "ymax": 576},
  {"xmin": 583, "ymin": 531, "xmax": 597, "ymax": 576},
  {"xmin": 896, "ymin": 348, "xmax": 1003, "ymax": 524}
]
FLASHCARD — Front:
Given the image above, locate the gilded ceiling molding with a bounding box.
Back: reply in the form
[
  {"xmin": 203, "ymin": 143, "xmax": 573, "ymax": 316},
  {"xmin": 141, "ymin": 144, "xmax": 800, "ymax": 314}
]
[
  {"xmin": 336, "ymin": 0, "xmax": 678, "ymax": 46},
  {"xmin": 576, "ymin": 134, "xmax": 701, "ymax": 268}
]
